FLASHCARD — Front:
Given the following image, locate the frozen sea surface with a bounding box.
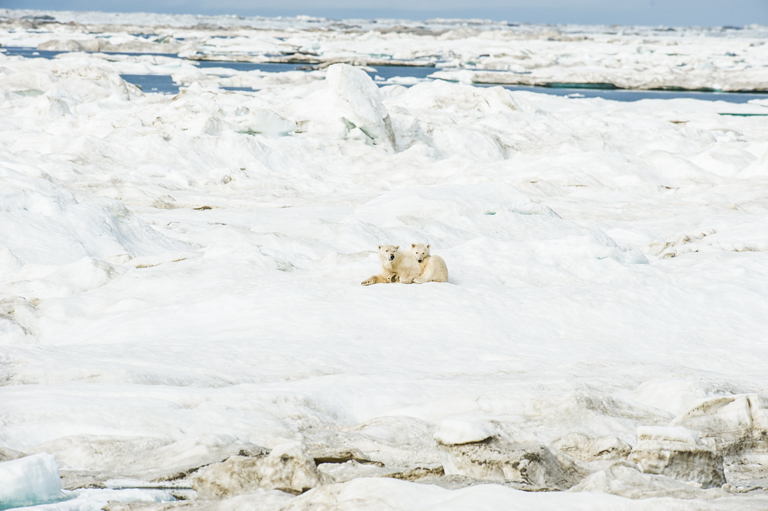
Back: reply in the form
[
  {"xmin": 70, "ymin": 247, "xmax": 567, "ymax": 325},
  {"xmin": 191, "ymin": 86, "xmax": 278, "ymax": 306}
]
[
  {"xmin": 2, "ymin": 8, "xmax": 768, "ymax": 511},
  {"xmin": 4, "ymin": 46, "xmax": 766, "ymax": 103},
  {"xmin": 2, "ymin": 9, "xmax": 768, "ymax": 91}
]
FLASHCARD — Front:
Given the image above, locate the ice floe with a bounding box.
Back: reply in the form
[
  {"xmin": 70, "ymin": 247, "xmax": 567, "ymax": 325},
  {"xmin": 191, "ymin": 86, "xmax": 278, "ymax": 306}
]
[{"xmin": 2, "ymin": 9, "xmax": 768, "ymax": 511}]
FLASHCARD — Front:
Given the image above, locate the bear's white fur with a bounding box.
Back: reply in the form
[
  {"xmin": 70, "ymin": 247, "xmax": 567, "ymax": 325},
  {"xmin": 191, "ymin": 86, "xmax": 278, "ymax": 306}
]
[
  {"xmin": 411, "ymin": 243, "xmax": 449, "ymax": 284},
  {"xmin": 361, "ymin": 244, "xmax": 421, "ymax": 286}
]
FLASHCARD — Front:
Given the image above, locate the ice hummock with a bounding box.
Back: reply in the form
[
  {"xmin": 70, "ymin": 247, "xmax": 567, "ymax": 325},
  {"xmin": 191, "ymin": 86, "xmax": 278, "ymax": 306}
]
[
  {"xmin": 0, "ymin": 453, "xmax": 65, "ymax": 510},
  {"xmin": 434, "ymin": 420, "xmax": 494, "ymax": 445}
]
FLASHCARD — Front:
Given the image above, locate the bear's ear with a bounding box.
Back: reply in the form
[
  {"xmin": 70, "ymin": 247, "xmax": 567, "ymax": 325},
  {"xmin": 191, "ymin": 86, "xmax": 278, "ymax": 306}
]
[
  {"xmin": 378, "ymin": 245, "xmax": 382, "ymax": 249},
  {"xmin": 411, "ymin": 243, "xmax": 416, "ymax": 248},
  {"xmin": 427, "ymin": 244, "xmax": 430, "ymax": 249},
  {"xmin": 395, "ymin": 245, "xmax": 399, "ymax": 249}
]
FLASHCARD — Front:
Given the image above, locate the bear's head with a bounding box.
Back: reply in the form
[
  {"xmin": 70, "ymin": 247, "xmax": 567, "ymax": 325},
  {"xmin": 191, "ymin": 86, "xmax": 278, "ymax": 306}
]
[
  {"xmin": 410, "ymin": 243, "xmax": 431, "ymax": 263},
  {"xmin": 378, "ymin": 244, "xmax": 399, "ymax": 262}
]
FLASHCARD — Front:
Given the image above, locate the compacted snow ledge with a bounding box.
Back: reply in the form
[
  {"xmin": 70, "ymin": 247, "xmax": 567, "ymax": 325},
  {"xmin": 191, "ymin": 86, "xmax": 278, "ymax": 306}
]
[{"xmin": 2, "ymin": 10, "xmax": 768, "ymax": 511}]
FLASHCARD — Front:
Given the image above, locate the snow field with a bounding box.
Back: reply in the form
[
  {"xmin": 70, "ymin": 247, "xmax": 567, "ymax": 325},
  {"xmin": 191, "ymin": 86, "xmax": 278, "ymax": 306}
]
[{"xmin": 1, "ymin": 21, "xmax": 768, "ymax": 510}]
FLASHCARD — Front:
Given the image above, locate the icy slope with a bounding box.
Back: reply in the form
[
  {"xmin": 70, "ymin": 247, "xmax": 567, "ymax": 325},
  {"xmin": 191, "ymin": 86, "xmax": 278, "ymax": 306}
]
[{"xmin": 1, "ymin": 49, "xmax": 768, "ymax": 510}]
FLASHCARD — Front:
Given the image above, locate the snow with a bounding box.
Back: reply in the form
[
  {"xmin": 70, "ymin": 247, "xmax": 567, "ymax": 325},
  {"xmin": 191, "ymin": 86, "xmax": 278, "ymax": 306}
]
[
  {"xmin": 1, "ymin": 8, "xmax": 768, "ymax": 511},
  {"xmin": 434, "ymin": 420, "xmax": 494, "ymax": 445},
  {"xmin": 636, "ymin": 426, "xmax": 703, "ymax": 445},
  {"xmin": 9, "ymin": 489, "xmax": 175, "ymax": 511},
  {"xmin": 0, "ymin": 453, "xmax": 63, "ymax": 510}
]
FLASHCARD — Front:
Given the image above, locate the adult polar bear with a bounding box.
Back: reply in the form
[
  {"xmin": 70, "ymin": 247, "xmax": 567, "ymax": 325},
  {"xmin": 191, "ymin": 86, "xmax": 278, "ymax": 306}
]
[
  {"xmin": 361, "ymin": 245, "xmax": 421, "ymax": 285},
  {"xmin": 411, "ymin": 243, "xmax": 449, "ymax": 283}
]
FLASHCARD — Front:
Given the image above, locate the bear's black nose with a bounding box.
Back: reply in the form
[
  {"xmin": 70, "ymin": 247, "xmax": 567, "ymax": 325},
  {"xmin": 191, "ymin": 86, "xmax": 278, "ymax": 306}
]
[{"xmin": 389, "ymin": 255, "xmax": 394, "ymax": 260}]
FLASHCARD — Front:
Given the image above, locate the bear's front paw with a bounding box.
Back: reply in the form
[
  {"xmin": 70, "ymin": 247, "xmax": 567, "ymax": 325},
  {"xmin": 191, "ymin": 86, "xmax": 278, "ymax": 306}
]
[
  {"xmin": 388, "ymin": 273, "xmax": 399, "ymax": 283},
  {"xmin": 361, "ymin": 278, "xmax": 375, "ymax": 286}
]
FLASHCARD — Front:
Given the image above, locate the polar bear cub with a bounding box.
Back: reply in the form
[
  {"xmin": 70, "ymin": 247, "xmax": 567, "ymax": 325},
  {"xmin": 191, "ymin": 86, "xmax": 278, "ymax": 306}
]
[
  {"xmin": 411, "ymin": 243, "xmax": 449, "ymax": 283},
  {"xmin": 361, "ymin": 244, "xmax": 422, "ymax": 286}
]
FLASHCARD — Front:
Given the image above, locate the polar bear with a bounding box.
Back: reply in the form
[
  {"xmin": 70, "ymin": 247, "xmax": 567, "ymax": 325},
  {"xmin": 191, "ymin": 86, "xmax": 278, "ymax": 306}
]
[
  {"xmin": 361, "ymin": 245, "xmax": 421, "ymax": 286},
  {"xmin": 411, "ymin": 243, "xmax": 449, "ymax": 283}
]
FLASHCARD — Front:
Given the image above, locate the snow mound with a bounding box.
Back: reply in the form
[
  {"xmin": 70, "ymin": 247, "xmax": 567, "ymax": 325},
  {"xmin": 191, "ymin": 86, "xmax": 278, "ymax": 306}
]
[
  {"xmin": 32, "ymin": 435, "xmax": 269, "ymax": 483},
  {"xmin": 0, "ymin": 452, "xmax": 65, "ymax": 510},
  {"xmin": 353, "ymin": 182, "xmax": 559, "ymax": 226},
  {"xmin": 2, "ymin": 257, "xmax": 123, "ymax": 300},
  {"xmin": 628, "ymin": 378, "xmax": 735, "ymax": 418},
  {"xmin": 351, "ymin": 182, "xmax": 647, "ymax": 283},
  {"xmin": 234, "ymin": 108, "xmax": 296, "ymax": 136},
  {"xmin": 0, "ymin": 55, "xmax": 140, "ymax": 103},
  {"xmin": 389, "ymin": 80, "xmax": 519, "ymax": 114},
  {"xmin": 214, "ymin": 489, "xmax": 295, "ymax": 511},
  {"xmin": 283, "ymin": 477, "xmax": 643, "ymax": 511},
  {"xmin": 434, "ymin": 420, "xmax": 494, "ymax": 445},
  {"xmin": 0, "ymin": 168, "xmax": 188, "ymax": 267},
  {"xmin": 0, "ymin": 247, "xmax": 23, "ymax": 284}
]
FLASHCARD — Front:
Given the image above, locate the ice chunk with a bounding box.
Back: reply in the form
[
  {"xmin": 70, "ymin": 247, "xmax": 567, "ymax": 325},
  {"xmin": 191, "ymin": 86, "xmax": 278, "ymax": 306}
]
[
  {"xmin": 671, "ymin": 394, "xmax": 768, "ymax": 487},
  {"xmin": 257, "ymin": 442, "xmax": 326, "ymax": 494},
  {"xmin": 326, "ymin": 64, "xmax": 396, "ymax": 149},
  {"xmin": 570, "ymin": 461, "xmax": 726, "ymax": 500},
  {"xmin": 434, "ymin": 420, "xmax": 494, "ymax": 445},
  {"xmin": 635, "ymin": 426, "xmax": 703, "ymax": 445},
  {"xmin": 32, "ymin": 435, "xmax": 269, "ymax": 483},
  {"xmin": 552, "ymin": 433, "xmax": 631, "ymax": 462},
  {"xmin": 628, "ymin": 378, "xmax": 734, "ymax": 417},
  {"xmin": 672, "ymin": 394, "xmax": 768, "ymax": 452},
  {"xmin": 627, "ymin": 426, "xmax": 725, "ymax": 488},
  {"xmin": 389, "ymin": 80, "xmax": 517, "ymax": 114},
  {"xmin": 439, "ymin": 433, "xmax": 583, "ymax": 490},
  {"xmin": 192, "ymin": 442, "xmax": 326, "ymax": 497},
  {"xmin": 0, "ymin": 453, "xmax": 65, "ymax": 510},
  {"xmin": 0, "ymin": 448, "xmax": 25, "ymax": 463},
  {"xmin": 236, "ymin": 108, "xmax": 296, "ymax": 136}
]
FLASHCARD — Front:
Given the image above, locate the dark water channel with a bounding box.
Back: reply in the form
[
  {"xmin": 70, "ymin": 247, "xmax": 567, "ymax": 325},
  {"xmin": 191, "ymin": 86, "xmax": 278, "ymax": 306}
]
[{"xmin": 3, "ymin": 46, "xmax": 767, "ymax": 105}]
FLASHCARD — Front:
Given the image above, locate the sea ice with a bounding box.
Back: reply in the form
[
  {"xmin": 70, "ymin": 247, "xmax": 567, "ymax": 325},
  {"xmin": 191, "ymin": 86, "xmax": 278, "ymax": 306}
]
[
  {"xmin": 570, "ymin": 461, "xmax": 727, "ymax": 500},
  {"xmin": 434, "ymin": 420, "xmax": 494, "ymax": 445},
  {"xmin": 628, "ymin": 426, "xmax": 725, "ymax": 488},
  {"xmin": 192, "ymin": 442, "xmax": 325, "ymax": 497},
  {"xmin": 551, "ymin": 432, "xmax": 631, "ymax": 462},
  {"xmin": 438, "ymin": 425, "xmax": 583, "ymax": 489},
  {"xmin": 2, "ymin": 9, "xmax": 768, "ymax": 510},
  {"xmin": 325, "ymin": 64, "xmax": 396, "ymax": 149},
  {"xmin": 0, "ymin": 453, "xmax": 64, "ymax": 510}
]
